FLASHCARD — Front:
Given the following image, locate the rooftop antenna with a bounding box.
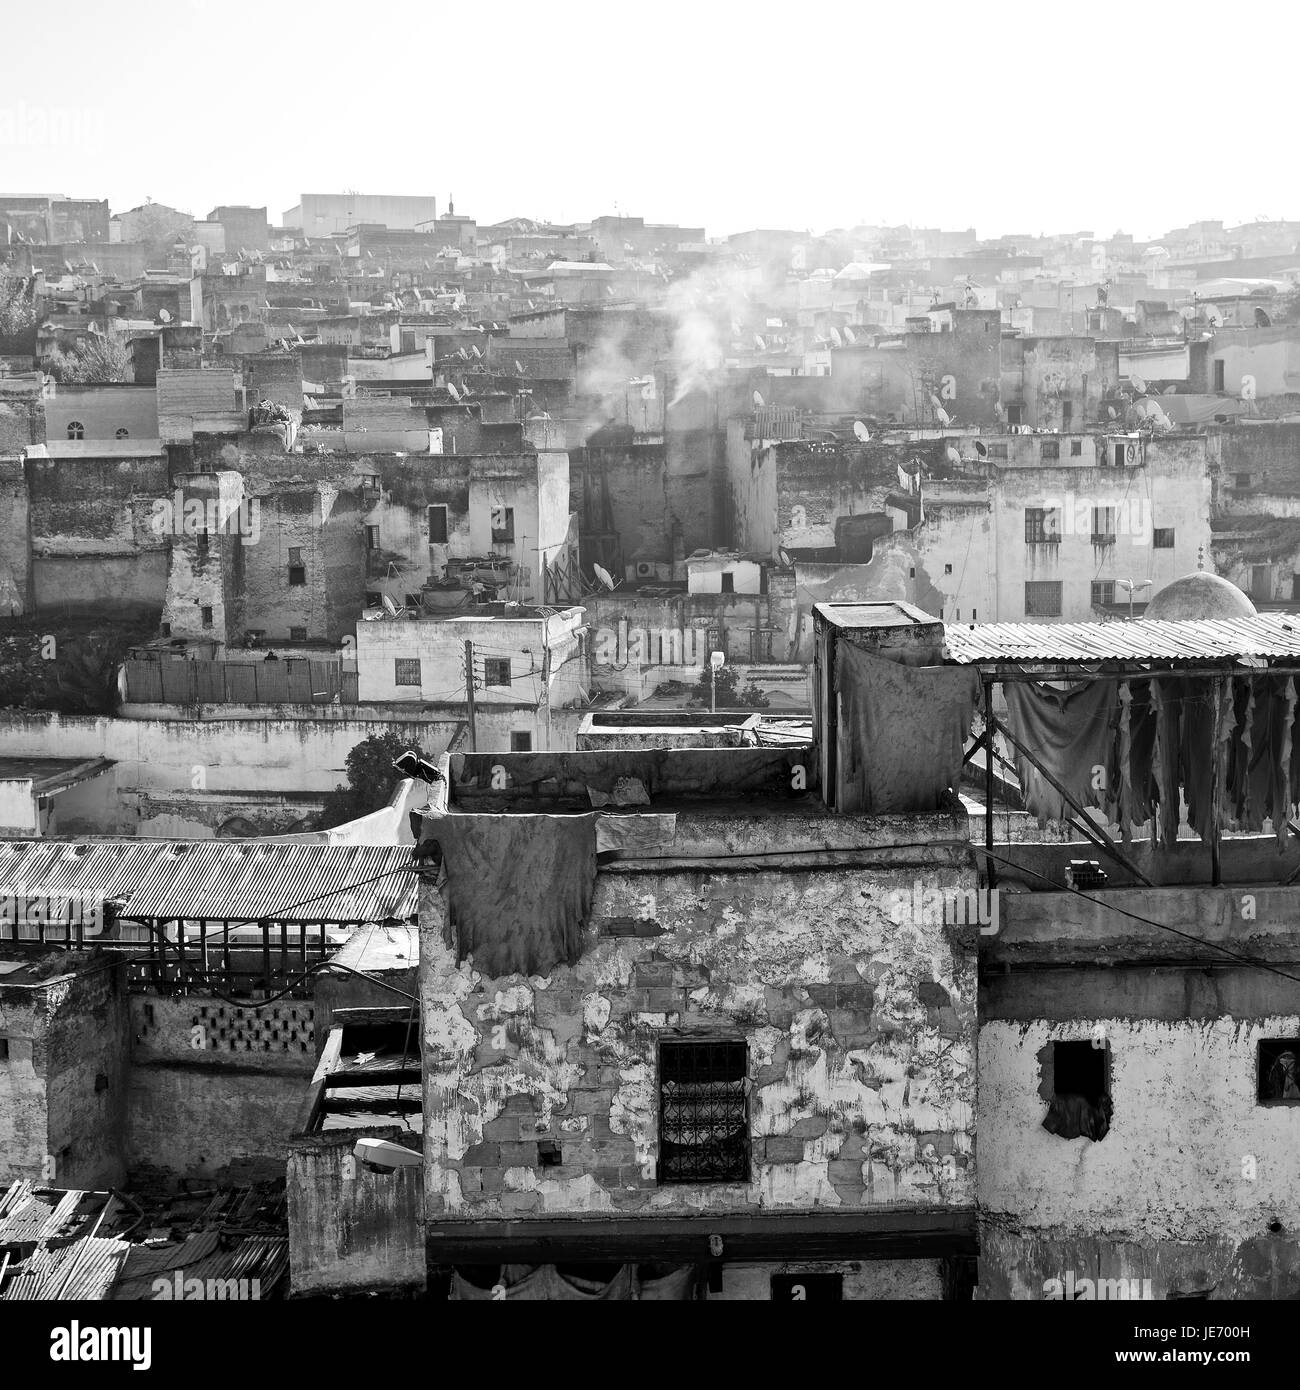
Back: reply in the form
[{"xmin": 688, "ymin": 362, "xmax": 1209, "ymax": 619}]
[
  {"xmin": 381, "ymin": 593, "xmax": 400, "ymax": 617},
  {"xmin": 853, "ymin": 420, "xmax": 870, "ymax": 442},
  {"xmin": 593, "ymin": 563, "xmax": 616, "ymax": 591}
]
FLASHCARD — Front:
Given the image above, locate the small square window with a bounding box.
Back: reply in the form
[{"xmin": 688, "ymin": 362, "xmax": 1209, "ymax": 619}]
[
  {"xmin": 1025, "ymin": 508, "xmax": 1061, "ymax": 544},
  {"xmin": 394, "ymin": 657, "xmax": 421, "ymax": 687},
  {"xmin": 490, "ymin": 506, "xmax": 515, "ymax": 543},
  {"xmin": 510, "ymin": 731, "xmax": 532, "ymax": 751},
  {"xmin": 1236, "ymin": 473, "xmax": 1254, "ymax": 490},
  {"xmin": 200, "ymin": 605, "xmax": 213, "ymax": 628},
  {"xmin": 1153, "ymin": 528, "xmax": 1175, "ymax": 549},
  {"xmin": 538, "ymin": 1139, "xmax": 562, "ymax": 1167},
  {"xmin": 944, "ymin": 563, "xmax": 953, "ymax": 575},
  {"xmin": 288, "ymin": 566, "xmax": 307, "ymax": 586},
  {"xmin": 1070, "ymin": 439, "xmax": 1083, "ymax": 457},
  {"xmin": 1040, "ymin": 439, "xmax": 1060, "ymax": 461},
  {"xmin": 1258, "ymin": 1039, "xmax": 1300, "ymax": 1104},
  {"xmin": 289, "ymin": 626, "xmax": 307, "ymax": 642},
  {"xmin": 1025, "ymin": 580, "xmax": 1063, "ymax": 617},
  {"xmin": 484, "ymin": 658, "xmax": 512, "ymax": 687},
  {"xmin": 658, "ymin": 1039, "xmax": 749, "ymax": 1183},
  {"xmin": 1091, "ymin": 581, "xmax": 1115, "ymax": 607},
  {"xmin": 1042, "ymin": 1040, "xmax": 1111, "ymax": 1141},
  {"xmin": 160, "ymin": 622, "xmax": 171, "ymax": 637}
]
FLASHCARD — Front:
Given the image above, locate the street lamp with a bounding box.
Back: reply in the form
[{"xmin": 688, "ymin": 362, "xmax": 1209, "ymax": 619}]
[
  {"xmin": 1117, "ymin": 578, "xmax": 1152, "ymax": 621},
  {"xmin": 709, "ymin": 650, "xmax": 725, "ymax": 712}
]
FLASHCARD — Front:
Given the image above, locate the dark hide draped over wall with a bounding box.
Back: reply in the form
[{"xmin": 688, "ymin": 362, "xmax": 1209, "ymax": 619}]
[
  {"xmin": 450, "ymin": 1264, "xmax": 699, "ymax": 1300},
  {"xmin": 836, "ymin": 643, "xmax": 980, "ymax": 813},
  {"xmin": 1001, "ymin": 679, "xmax": 1119, "ymax": 825},
  {"xmin": 428, "ymin": 812, "xmax": 599, "ymax": 977}
]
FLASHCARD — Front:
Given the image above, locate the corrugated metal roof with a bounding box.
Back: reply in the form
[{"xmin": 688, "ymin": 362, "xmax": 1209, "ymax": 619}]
[
  {"xmin": 942, "ymin": 612, "xmax": 1300, "ymax": 667},
  {"xmin": 0, "ymin": 842, "xmax": 417, "ymax": 923}
]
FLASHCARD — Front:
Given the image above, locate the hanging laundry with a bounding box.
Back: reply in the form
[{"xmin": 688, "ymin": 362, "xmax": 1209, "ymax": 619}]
[{"xmin": 1000, "ymin": 678, "xmax": 1119, "ymax": 826}]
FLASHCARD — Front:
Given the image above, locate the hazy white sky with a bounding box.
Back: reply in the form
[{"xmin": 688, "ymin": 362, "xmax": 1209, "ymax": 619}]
[{"xmin": 2, "ymin": 0, "xmax": 1294, "ymax": 241}]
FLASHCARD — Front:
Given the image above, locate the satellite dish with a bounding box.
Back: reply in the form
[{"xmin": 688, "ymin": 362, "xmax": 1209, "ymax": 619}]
[
  {"xmin": 935, "ymin": 406, "xmax": 952, "ymax": 427},
  {"xmin": 447, "ymin": 381, "xmax": 461, "ymax": 401},
  {"xmin": 515, "ymin": 359, "xmax": 525, "ymax": 373},
  {"xmin": 778, "ymin": 547, "xmax": 793, "ymax": 567},
  {"xmin": 381, "ymin": 593, "xmax": 399, "ymax": 616},
  {"xmin": 157, "ymin": 307, "xmax": 172, "ymax": 323},
  {"xmin": 1129, "ymin": 373, "xmax": 1147, "ymax": 394},
  {"xmin": 844, "ymin": 326, "xmax": 856, "ymax": 343},
  {"xmin": 755, "ymin": 335, "xmax": 766, "ymax": 350},
  {"xmin": 593, "ymin": 564, "xmax": 615, "ymax": 591},
  {"xmin": 853, "ymin": 420, "xmax": 870, "ymax": 442},
  {"xmin": 753, "ymin": 390, "xmax": 765, "ymax": 408},
  {"xmin": 974, "ymin": 440, "xmax": 988, "ymax": 459},
  {"xmin": 1107, "ymin": 405, "xmax": 1118, "ymax": 419},
  {"xmin": 1163, "ymin": 385, "xmax": 1177, "ymax": 395},
  {"xmin": 946, "ymin": 445, "xmax": 962, "ymax": 466}
]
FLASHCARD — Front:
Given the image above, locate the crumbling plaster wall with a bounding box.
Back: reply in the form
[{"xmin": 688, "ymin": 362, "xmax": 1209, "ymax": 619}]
[{"xmin": 420, "ymin": 863, "xmax": 977, "ymax": 1219}]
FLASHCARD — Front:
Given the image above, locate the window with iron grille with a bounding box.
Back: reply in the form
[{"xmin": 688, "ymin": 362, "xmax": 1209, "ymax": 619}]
[
  {"xmin": 1153, "ymin": 527, "xmax": 1175, "ymax": 548},
  {"xmin": 394, "ymin": 657, "xmax": 421, "ymax": 687},
  {"xmin": 1025, "ymin": 580, "xmax": 1063, "ymax": 617},
  {"xmin": 987, "ymin": 442, "xmax": 1008, "ymax": 459},
  {"xmin": 1091, "ymin": 580, "xmax": 1115, "ymax": 606},
  {"xmin": 289, "ymin": 626, "xmax": 307, "ymax": 642},
  {"xmin": 483, "ymin": 657, "xmax": 511, "ymax": 687},
  {"xmin": 658, "ymin": 1040, "xmax": 749, "ymax": 1183},
  {"xmin": 1040, "ymin": 439, "xmax": 1060, "ymax": 461},
  {"xmin": 1025, "ymin": 507, "xmax": 1061, "ymax": 544}
]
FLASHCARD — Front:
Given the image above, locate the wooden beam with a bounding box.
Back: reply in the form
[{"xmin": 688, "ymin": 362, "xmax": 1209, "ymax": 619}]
[{"xmin": 424, "ymin": 1208, "xmax": 977, "ymax": 1265}]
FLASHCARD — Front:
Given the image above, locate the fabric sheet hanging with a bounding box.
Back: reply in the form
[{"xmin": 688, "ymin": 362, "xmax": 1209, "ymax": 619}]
[
  {"xmin": 1000, "ymin": 678, "xmax": 1119, "ymax": 826},
  {"xmin": 835, "ymin": 643, "xmax": 980, "ymax": 813}
]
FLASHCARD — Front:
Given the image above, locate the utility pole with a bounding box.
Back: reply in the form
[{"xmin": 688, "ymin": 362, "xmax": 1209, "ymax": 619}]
[{"xmin": 464, "ymin": 639, "xmax": 478, "ymax": 751}]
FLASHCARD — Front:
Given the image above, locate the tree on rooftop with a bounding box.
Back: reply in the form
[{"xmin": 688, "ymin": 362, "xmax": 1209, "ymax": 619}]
[
  {"xmin": 691, "ymin": 663, "xmax": 770, "ymax": 710},
  {"xmin": 319, "ymin": 731, "xmax": 417, "ymax": 829},
  {"xmin": 0, "ymin": 273, "xmax": 38, "ymax": 344},
  {"xmin": 46, "ymin": 338, "xmax": 132, "ymax": 384}
]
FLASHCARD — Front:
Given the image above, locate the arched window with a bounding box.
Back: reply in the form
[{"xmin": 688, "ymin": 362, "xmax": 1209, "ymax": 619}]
[
  {"xmin": 115, "ymin": 427, "xmax": 129, "ymax": 440},
  {"xmin": 67, "ymin": 421, "xmax": 84, "ymax": 440}
]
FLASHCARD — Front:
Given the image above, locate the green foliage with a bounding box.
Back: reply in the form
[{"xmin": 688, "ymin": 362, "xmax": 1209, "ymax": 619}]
[
  {"xmin": 0, "ymin": 274, "xmax": 38, "ymax": 341},
  {"xmin": 46, "ymin": 338, "xmax": 132, "ymax": 384},
  {"xmin": 319, "ymin": 731, "xmax": 415, "ymax": 829},
  {"xmin": 0, "ymin": 619, "xmax": 146, "ymax": 716},
  {"xmin": 691, "ymin": 663, "xmax": 771, "ymax": 710}
]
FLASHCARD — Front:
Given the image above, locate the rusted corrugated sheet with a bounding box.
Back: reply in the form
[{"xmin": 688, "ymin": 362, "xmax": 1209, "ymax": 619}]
[
  {"xmin": 0, "ymin": 842, "xmax": 416, "ymax": 924},
  {"xmin": 943, "ymin": 613, "xmax": 1300, "ymax": 666}
]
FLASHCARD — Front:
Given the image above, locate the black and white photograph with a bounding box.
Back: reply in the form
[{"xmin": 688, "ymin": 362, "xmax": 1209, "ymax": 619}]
[{"xmin": 0, "ymin": 0, "xmax": 1297, "ymax": 1366}]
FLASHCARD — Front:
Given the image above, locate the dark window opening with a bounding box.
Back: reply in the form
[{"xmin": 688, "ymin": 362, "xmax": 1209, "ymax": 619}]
[
  {"xmin": 115, "ymin": 427, "xmax": 129, "ymax": 440},
  {"xmin": 200, "ymin": 605, "xmax": 213, "ymax": 629},
  {"xmin": 491, "ymin": 506, "xmax": 515, "ymax": 543},
  {"xmin": 1236, "ymin": 473, "xmax": 1254, "ymax": 490},
  {"xmin": 1070, "ymin": 439, "xmax": 1083, "ymax": 456},
  {"xmin": 1061, "ymin": 402, "xmax": 1073, "ymax": 430},
  {"xmin": 538, "ymin": 1140, "xmax": 562, "ymax": 1167},
  {"xmin": 1258, "ymin": 1039, "xmax": 1300, "ymax": 1104},
  {"xmin": 1040, "ymin": 439, "xmax": 1059, "ymax": 461},
  {"xmin": 484, "ymin": 658, "xmax": 511, "ymax": 687},
  {"xmin": 944, "ymin": 563, "xmax": 953, "ymax": 575},
  {"xmin": 160, "ymin": 622, "xmax": 171, "ymax": 637},
  {"xmin": 1213, "ymin": 359, "xmax": 1225, "ymax": 392},
  {"xmin": 1005, "ymin": 405, "xmax": 1022, "ymax": 426},
  {"xmin": 0, "ymin": 1039, "xmax": 8, "ymax": 1062},
  {"xmin": 428, "ymin": 505, "xmax": 449, "ymax": 543},
  {"xmin": 771, "ymin": 1273, "xmax": 844, "ymax": 1301},
  {"xmin": 197, "ymin": 530, "xmax": 209, "ymax": 557},
  {"xmin": 1153, "ymin": 528, "xmax": 1175, "ymax": 548},
  {"xmin": 365, "ymin": 525, "xmax": 379, "ymax": 550},
  {"xmin": 289, "ymin": 626, "xmax": 307, "ymax": 642},
  {"xmin": 720, "ymin": 572, "xmax": 734, "ymax": 593},
  {"xmin": 94, "ymin": 1072, "xmax": 109, "ymax": 1092},
  {"xmin": 1043, "ymin": 1040, "xmax": 1111, "ymax": 1141},
  {"xmin": 658, "ymin": 1040, "xmax": 749, "ymax": 1183},
  {"xmin": 67, "ymin": 421, "xmax": 84, "ymax": 440},
  {"xmin": 510, "ymin": 731, "xmax": 532, "ymax": 751},
  {"xmin": 288, "ymin": 565, "xmax": 307, "ymax": 586}
]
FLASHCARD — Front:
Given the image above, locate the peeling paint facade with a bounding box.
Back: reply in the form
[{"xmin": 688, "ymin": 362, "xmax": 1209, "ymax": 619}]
[{"xmin": 417, "ymin": 758, "xmax": 978, "ymax": 1296}]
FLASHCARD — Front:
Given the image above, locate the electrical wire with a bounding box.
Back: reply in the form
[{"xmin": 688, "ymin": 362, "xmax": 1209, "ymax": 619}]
[{"xmin": 974, "ymin": 843, "xmax": 1300, "ymax": 987}]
